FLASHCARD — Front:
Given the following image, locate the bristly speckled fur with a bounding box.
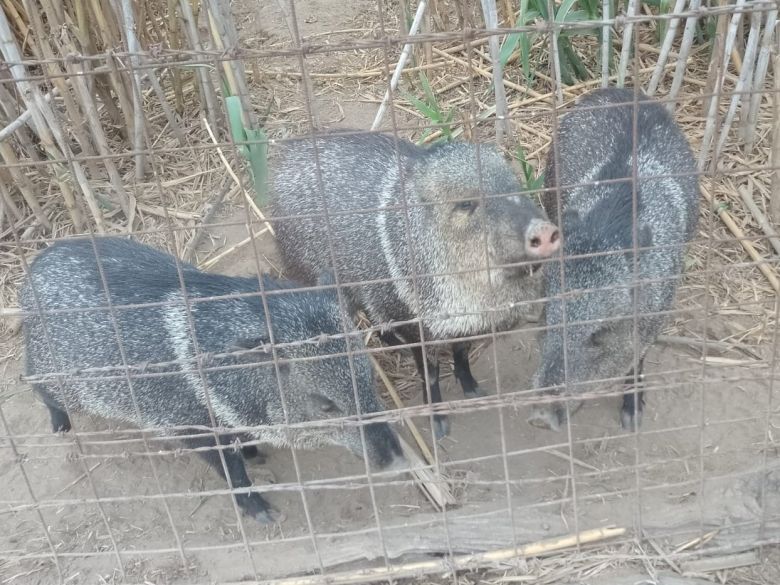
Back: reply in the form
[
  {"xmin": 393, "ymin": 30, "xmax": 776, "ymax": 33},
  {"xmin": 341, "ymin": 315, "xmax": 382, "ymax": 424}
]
[
  {"xmin": 21, "ymin": 237, "xmax": 401, "ymax": 467},
  {"xmin": 270, "ymin": 132, "xmax": 550, "ymax": 340},
  {"xmin": 533, "ymin": 88, "xmax": 699, "ymax": 426}
]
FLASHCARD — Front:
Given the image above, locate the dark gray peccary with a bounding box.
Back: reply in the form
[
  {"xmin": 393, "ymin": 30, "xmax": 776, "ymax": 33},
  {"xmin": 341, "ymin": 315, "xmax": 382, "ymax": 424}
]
[
  {"xmin": 270, "ymin": 132, "xmax": 561, "ymax": 439},
  {"xmin": 21, "ymin": 237, "xmax": 404, "ymax": 523},
  {"xmin": 528, "ymin": 88, "xmax": 699, "ymax": 432}
]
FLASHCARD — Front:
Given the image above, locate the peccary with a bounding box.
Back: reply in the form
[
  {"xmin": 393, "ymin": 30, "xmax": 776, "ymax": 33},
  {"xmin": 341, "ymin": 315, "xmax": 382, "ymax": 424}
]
[
  {"xmin": 21, "ymin": 237, "xmax": 404, "ymax": 523},
  {"xmin": 270, "ymin": 132, "xmax": 560, "ymax": 438},
  {"xmin": 528, "ymin": 88, "xmax": 699, "ymax": 432}
]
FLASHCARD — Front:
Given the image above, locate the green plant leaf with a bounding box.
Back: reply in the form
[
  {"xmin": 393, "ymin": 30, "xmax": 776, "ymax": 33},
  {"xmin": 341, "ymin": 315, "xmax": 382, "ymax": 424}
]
[
  {"xmin": 402, "ymin": 91, "xmax": 441, "ymax": 122},
  {"xmin": 226, "ymin": 95, "xmax": 268, "ymax": 206},
  {"xmin": 555, "ymin": 0, "xmax": 580, "ymax": 23}
]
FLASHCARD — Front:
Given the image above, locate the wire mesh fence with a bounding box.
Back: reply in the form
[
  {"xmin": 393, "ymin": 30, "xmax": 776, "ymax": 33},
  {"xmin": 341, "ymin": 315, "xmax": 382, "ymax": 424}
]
[{"xmin": 0, "ymin": 0, "xmax": 779, "ymax": 584}]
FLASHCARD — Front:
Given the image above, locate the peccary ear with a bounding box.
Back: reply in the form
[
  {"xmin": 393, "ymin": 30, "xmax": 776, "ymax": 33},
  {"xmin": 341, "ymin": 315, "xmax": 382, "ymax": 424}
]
[{"xmin": 308, "ymin": 393, "xmax": 341, "ymax": 414}]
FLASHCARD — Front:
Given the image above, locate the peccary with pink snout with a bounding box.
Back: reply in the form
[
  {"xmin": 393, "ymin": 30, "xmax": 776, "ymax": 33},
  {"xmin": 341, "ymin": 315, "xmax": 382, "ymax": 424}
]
[
  {"xmin": 271, "ymin": 132, "xmax": 560, "ymax": 438},
  {"xmin": 21, "ymin": 237, "xmax": 404, "ymax": 524},
  {"xmin": 528, "ymin": 88, "xmax": 699, "ymax": 432}
]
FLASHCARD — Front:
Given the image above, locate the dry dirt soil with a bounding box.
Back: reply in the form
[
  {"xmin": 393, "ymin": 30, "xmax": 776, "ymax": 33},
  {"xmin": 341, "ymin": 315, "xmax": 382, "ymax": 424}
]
[{"xmin": 2, "ymin": 0, "xmax": 780, "ymax": 584}]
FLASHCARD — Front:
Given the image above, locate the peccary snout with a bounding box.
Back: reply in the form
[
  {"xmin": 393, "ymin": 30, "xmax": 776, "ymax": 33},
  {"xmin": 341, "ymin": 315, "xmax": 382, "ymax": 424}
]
[{"xmin": 525, "ymin": 218, "xmax": 560, "ymax": 258}]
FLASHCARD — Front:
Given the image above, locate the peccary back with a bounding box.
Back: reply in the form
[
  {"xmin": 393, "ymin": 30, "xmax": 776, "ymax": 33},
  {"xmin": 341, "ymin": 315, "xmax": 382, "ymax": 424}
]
[
  {"xmin": 21, "ymin": 237, "xmax": 403, "ymax": 522},
  {"xmin": 530, "ymin": 88, "xmax": 699, "ymax": 431}
]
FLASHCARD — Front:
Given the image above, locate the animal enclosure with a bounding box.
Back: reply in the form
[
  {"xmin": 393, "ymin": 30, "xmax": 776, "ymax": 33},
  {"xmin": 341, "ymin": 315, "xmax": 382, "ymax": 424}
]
[{"xmin": 1, "ymin": 1, "xmax": 780, "ymax": 584}]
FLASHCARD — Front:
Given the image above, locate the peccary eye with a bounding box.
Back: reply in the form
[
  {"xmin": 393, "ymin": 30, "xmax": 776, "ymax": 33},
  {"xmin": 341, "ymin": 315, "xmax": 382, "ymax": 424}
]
[
  {"xmin": 588, "ymin": 328, "xmax": 608, "ymax": 348},
  {"xmin": 455, "ymin": 200, "xmax": 478, "ymax": 213}
]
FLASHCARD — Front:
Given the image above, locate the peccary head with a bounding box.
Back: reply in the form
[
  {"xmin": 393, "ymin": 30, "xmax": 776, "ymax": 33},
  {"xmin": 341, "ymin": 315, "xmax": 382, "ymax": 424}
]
[
  {"xmin": 411, "ymin": 143, "xmax": 560, "ymax": 280},
  {"xmin": 254, "ymin": 271, "xmax": 404, "ymax": 471},
  {"xmin": 529, "ymin": 190, "xmax": 652, "ymax": 431}
]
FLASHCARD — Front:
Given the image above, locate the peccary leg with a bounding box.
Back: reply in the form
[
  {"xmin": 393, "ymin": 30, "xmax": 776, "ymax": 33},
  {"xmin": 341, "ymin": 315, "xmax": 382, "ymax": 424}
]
[
  {"xmin": 452, "ymin": 341, "xmax": 484, "ymax": 398},
  {"xmin": 380, "ymin": 329, "xmax": 450, "ymax": 439},
  {"xmin": 620, "ymin": 355, "xmax": 646, "ymax": 432},
  {"xmin": 238, "ymin": 433, "xmax": 266, "ymax": 463},
  {"xmin": 410, "ymin": 345, "xmax": 449, "ymax": 440},
  {"xmin": 182, "ymin": 434, "xmax": 277, "ymax": 524},
  {"xmin": 35, "ymin": 388, "xmax": 72, "ymax": 433},
  {"xmin": 47, "ymin": 404, "xmax": 72, "ymax": 433}
]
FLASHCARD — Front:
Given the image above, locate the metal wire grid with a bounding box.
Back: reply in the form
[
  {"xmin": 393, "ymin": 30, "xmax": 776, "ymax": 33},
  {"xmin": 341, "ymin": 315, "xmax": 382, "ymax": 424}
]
[{"xmin": 0, "ymin": 0, "xmax": 779, "ymax": 584}]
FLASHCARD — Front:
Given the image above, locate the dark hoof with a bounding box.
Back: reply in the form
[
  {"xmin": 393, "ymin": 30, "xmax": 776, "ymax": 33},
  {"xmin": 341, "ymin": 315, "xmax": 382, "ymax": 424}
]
[
  {"xmin": 241, "ymin": 445, "xmax": 266, "ymax": 463},
  {"xmin": 433, "ymin": 414, "xmax": 451, "ymax": 440},
  {"xmin": 463, "ymin": 384, "xmax": 486, "ymax": 399},
  {"xmin": 620, "ymin": 407, "xmax": 643, "ymax": 432},
  {"xmin": 239, "ymin": 492, "xmax": 279, "ymax": 524},
  {"xmin": 528, "ymin": 404, "xmax": 564, "ymax": 431},
  {"xmin": 50, "ymin": 411, "xmax": 71, "ymax": 433}
]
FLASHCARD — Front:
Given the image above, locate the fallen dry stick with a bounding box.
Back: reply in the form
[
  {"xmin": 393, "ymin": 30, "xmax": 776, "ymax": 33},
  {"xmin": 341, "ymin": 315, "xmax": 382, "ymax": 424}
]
[
  {"xmin": 229, "ymin": 525, "xmax": 627, "ymax": 585},
  {"xmin": 198, "ymin": 229, "xmax": 271, "ymax": 270},
  {"xmin": 701, "ymin": 185, "xmax": 780, "ymax": 293},
  {"xmin": 368, "ymin": 353, "xmax": 456, "ymax": 510}
]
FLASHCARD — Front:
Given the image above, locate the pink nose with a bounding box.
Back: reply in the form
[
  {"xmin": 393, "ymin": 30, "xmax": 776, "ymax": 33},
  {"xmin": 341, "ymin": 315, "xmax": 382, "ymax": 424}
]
[{"xmin": 525, "ymin": 220, "xmax": 561, "ymax": 258}]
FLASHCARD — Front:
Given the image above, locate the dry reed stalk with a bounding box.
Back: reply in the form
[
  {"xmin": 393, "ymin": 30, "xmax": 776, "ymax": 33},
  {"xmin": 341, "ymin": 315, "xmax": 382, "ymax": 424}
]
[
  {"xmin": 667, "ymin": 0, "xmax": 702, "ymax": 110},
  {"xmin": 646, "ymin": 0, "xmax": 687, "ymax": 95},
  {"xmin": 480, "ymin": 0, "xmax": 511, "ymax": 143},
  {"xmin": 105, "ymin": 51, "xmax": 138, "ymax": 141},
  {"xmin": 28, "ymin": 0, "xmax": 103, "ymax": 181},
  {"xmin": 179, "ymin": 0, "xmax": 220, "ymax": 130},
  {"xmin": 698, "ymin": 0, "xmax": 745, "ymax": 171},
  {"xmin": 432, "ymin": 47, "xmax": 544, "ymax": 97},
  {"xmin": 701, "ymin": 184, "xmax": 780, "ymax": 293},
  {"xmin": 742, "ymin": 8, "xmax": 777, "ymax": 150},
  {"xmin": 0, "ymin": 142, "xmax": 52, "ymax": 230},
  {"xmin": 230, "ymin": 526, "xmax": 627, "ymax": 585},
  {"xmin": 368, "ymin": 354, "xmax": 435, "ymax": 466},
  {"xmin": 369, "ymin": 352, "xmax": 455, "ymax": 511},
  {"xmin": 702, "ymin": 7, "xmax": 728, "ymax": 117},
  {"xmin": 0, "ymin": 176, "xmax": 23, "ymax": 223},
  {"xmin": 35, "ymin": 0, "xmax": 134, "ymax": 220},
  {"xmin": 183, "ymin": 181, "xmax": 235, "ymax": 262},
  {"xmin": 396, "ymin": 435, "xmax": 454, "ymax": 511},
  {"xmin": 546, "ymin": 0, "xmax": 563, "ymax": 103},
  {"xmin": 97, "ymin": 0, "xmax": 122, "ymax": 42},
  {"xmin": 714, "ymin": 9, "xmax": 762, "ymax": 161},
  {"xmin": 69, "ymin": 59, "xmax": 135, "ymax": 222},
  {"xmin": 166, "ymin": 0, "xmax": 185, "ymax": 113},
  {"xmin": 117, "ymin": 0, "xmax": 147, "ymax": 179},
  {"xmin": 371, "ymin": 0, "xmax": 428, "ymax": 131},
  {"xmin": 0, "ymin": 5, "xmax": 87, "ymax": 229},
  {"xmin": 0, "ymin": 86, "xmax": 59, "ymax": 142},
  {"xmin": 89, "ymin": 0, "xmax": 135, "ymax": 134},
  {"xmin": 205, "ymin": 0, "xmax": 255, "ymax": 126},
  {"xmin": 772, "ymin": 49, "xmax": 780, "ymax": 224},
  {"xmin": 500, "ymin": 0, "xmax": 515, "ymax": 25},
  {"xmin": 601, "ymin": 0, "xmax": 610, "ymax": 86},
  {"xmin": 143, "ymin": 59, "xmax": 188, "ymax": 147},
  {"xmin": 737, "ymin": 182, "xmax": 780, "ymax": 256},
  {"xmin": 616, "ymin": 0, "xmax": 639, "ymax": 87}
]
